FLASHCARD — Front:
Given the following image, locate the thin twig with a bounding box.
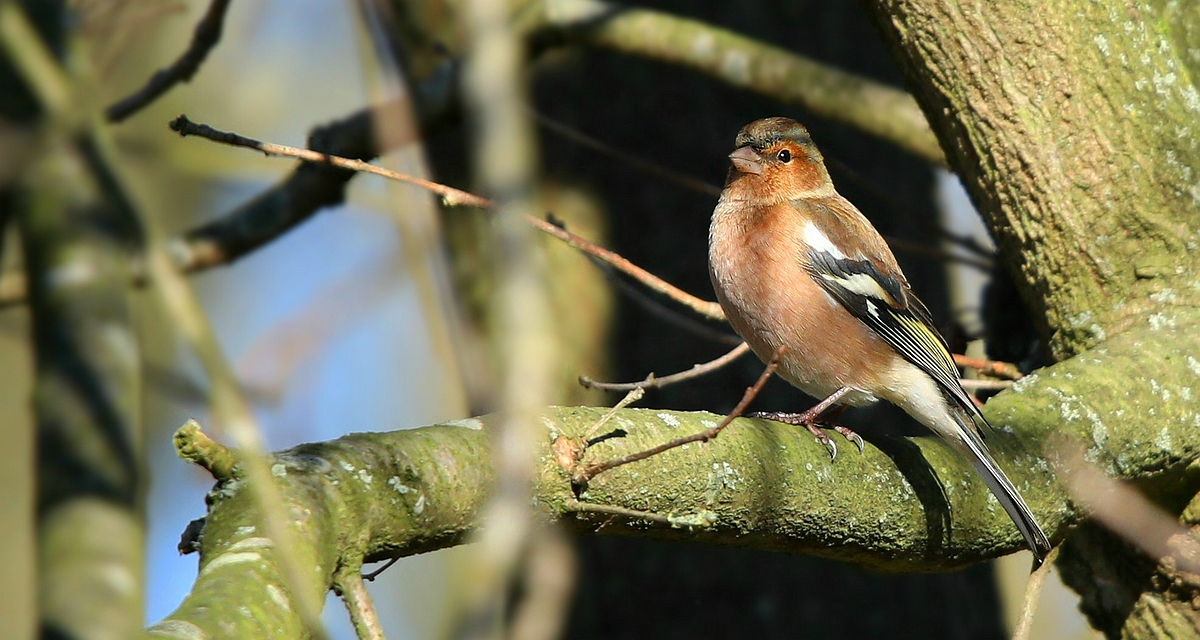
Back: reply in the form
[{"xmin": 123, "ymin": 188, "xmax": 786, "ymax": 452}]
[
  {"xmin": 169, "ymin": 114, "xmax": 726, "ymax": 321},
  {"xmin": 953, "ymin": 354, "xmax": 1024, "ymax": 380},
  {"xmin": 105, "ymin": 0, "xmax": 231, "ymax": 122},
  {"xmin": 580, "ymin": 341, "xmax": 751, "ymax": 391},
  {"xmin": 883, "ymin": 235, "xmax": 992, "ymax": 271},
  {"xmin": 1010, "ymin": 546, "xmax": 1059, "ymax": 640},
  {"xmin": 563, "ymin": 499, "xmax": 673, "ymax": 526},
  {"xmin": 822, "ymin": 154, "xmax": 995, "ymax": 261},
  {"xmin": 534, "ymin": 111, "xmax": 722, "ymax": 197},
  {"xmin": 582, "ymin": 387, "xmax": 645, "ymax": 441},
  {"xmin": 531, "ymin": 214, "xmax": 724, "ymax": 319},
  {"xmin": 575, "ymin": 346, "xmax": 784, "ymax": 484},
  {"xmin": 336, "ymin": 566, "xmax": 387, "ymax": 640},
  {"xmin": 362, "ymin": 557, "xmax": 400, "ymax": 582},
  {"xmin": 169, "ymin": 115, "xmax": 491, "ymax": 208},
  {"xmin": 564, "ymin": 499, "xmax": 717, "ymax": 529},
  {"xmin": 960, "ymin": 378, "xmax": 1014, "ymax": 392},
  {"xmin": 595, "ymin": 261, "xmax": 742, "ymax": 344},
  {"xmin": 536, "ymin": 112, "xmax": 991, "ymax": 271}
]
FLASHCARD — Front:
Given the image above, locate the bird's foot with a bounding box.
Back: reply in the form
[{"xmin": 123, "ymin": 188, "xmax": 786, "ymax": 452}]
[
  {"xmin": 831, "ymin": 425, "xmax": 865, "ymax": 454},
  {"xmin": 748, "ymin": 410, "xmax": 862, "ymax": 460}
]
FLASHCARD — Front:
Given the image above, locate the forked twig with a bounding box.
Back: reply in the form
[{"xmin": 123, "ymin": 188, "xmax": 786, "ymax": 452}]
[{"xmin": 574, "ymin": 346, "xmax": 784, "ymax": 485}]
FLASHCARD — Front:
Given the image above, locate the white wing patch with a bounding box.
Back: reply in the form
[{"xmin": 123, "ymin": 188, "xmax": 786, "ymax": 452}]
[
  {"xmin": 803, "ymin": 222, "xmax": 847, "ymax": 260},
  {"xmin": 866, "ymin": 299, "xmax": 880, "ymax": 319},
  {"xmin": 818, "ymin": 272, "xmax": 897, "ymax": 304}
]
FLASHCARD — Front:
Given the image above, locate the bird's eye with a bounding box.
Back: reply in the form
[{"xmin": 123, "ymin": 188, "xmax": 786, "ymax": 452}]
[{"xmin": 777, "ymin": 149, "xmax": 792, "ymax": 163}]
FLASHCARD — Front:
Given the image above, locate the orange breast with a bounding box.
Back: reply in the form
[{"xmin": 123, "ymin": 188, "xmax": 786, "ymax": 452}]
[{"xmin": 708, "ymin": 200, "xmax": 892, "ymax": 405}]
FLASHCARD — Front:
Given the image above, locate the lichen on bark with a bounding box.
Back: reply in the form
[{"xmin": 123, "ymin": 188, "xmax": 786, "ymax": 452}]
[{"xmin": 867, "ymin": 0, "xmax": 1200, "ymax": 360}]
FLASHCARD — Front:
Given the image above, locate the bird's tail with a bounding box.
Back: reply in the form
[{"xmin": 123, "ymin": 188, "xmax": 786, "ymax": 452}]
[{"xmin": 951, "ymin": 415, "xmax": 1052, "ymax": 566}]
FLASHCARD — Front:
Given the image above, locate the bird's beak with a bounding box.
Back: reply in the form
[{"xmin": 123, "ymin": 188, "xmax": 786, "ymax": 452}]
[{"xmin": 728, "ymin": 146, "xmax": 763, "ymax": 175}]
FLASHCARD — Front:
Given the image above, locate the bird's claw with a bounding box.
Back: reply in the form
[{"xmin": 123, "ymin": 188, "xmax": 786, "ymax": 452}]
[
  {"xmin": 833, "ymin": 425, "xmax": 865, "ymax": 454},
  {"xmin": 822, "ymin": 436, "xmax": 837, "ymax": 460}
]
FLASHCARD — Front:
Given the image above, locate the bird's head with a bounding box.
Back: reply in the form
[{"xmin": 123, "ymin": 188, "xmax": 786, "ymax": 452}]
[{"xmin": 724, "ymin": 117, "xmax": 833, "ymax": 202}]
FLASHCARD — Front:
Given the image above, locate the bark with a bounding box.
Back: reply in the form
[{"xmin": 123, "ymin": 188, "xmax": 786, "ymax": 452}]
[
  {"xmin": 865, "ymin": 1, "xmax": 1200, "ymax": 637},
  {"xmin": 866, "ymin": 0, "xmax": 1200, "ymax": 361}
]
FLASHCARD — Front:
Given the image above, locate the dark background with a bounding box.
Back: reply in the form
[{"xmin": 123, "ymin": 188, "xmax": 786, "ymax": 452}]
[{"xmin": 526, "ymin": 2, "xmax": 1001, "ymax": 638}]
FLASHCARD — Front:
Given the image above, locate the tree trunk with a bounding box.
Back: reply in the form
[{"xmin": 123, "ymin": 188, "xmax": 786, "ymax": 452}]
[{"xmin": 866, "ymin": 1, "xmax": 1200, "ymax": 636}]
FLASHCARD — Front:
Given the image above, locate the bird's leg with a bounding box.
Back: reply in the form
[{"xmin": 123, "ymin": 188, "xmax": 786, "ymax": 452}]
[{"xmin": 750, "ymin": 387, "xmax": 860, "ymax": 459}]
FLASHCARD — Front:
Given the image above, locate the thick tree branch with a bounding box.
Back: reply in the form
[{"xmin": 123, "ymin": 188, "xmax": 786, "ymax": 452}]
[
  {"xmin": 151, "ymin": 318, "xmax": 1200, "ymax": 636},
  {"xmin": 524, "ymin": 0, "xmax": 944, "ymax": 165}
]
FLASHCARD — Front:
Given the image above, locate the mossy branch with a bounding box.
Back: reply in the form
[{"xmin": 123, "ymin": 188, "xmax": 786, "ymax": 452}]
[
  {"xmin": 525, "ymin": 0, "xmax": 944, "ymax": 165},
  {"xmin": 174, "ymin": 420, "xmax": 237, "ymax": 481},
  {"xmin": 150, "ymin": 318, "xmax": 1200, "ymax": 638}
]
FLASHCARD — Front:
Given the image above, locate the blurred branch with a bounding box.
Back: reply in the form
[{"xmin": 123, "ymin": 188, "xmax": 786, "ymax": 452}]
[
  {"xmin": 0, "ymin": 2, "xmax": 70, "ymax": 116},
  {"xmin": 104, "ymin": 0, "xmax": 231, "ymax": 123},
  {"xmin": 21, "ymin": 152, "xmax": 146, "ymax": 640},
  {"xmin": 152, "ymin": 317, "xmax": 1200, "ymax": 636},
  {"xmin": 334, "ymin": 565, "xmax": 387, "ymax": 640},
  {"xmin": 1011, "ymin": 546, "xmax": 1058, "ymax": 640},
  {"xmin": 959, "ymin": 379, "xmax": 1013, "ymax": 392},
  {"xmin": 452, "ymin": 0, "xmax": 563, "ymax": 633},
  {"xmin": 953, "ymin": 354, "xmax": 1023, "ymax": 380},
  {"xmin": 525, "ymin": 0, "xmax": 945, "ymax": 165},
  {"xmin": 2, "ymin": 4, "xmax": 145, "ymax": 639}
]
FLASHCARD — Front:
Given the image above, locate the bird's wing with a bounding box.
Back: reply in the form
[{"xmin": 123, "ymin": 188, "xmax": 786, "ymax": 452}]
[{"xmin": 803, "ymin": 248, "xmax": 986, "ymax": 428}]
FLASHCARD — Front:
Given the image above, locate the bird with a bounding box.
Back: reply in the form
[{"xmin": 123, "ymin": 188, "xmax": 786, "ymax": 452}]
[{"xmin": 707, "ymin": 116, "xmax": 1051, "ymax": 564}]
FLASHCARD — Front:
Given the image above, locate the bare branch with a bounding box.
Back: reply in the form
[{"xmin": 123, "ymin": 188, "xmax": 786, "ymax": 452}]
[
  {"xmin": 573, "ymin": 346, "xmax": 783, "ymax": 485},
  {"xmin": 580, "ymin": 342, "xmax": 750, "ymax": 391},
  {"xmin": 169, "ymin": 114, "xmax": 726, "ymax": 320},
  {"xmin": 104, "ymin": 0, "xmax": 231, "ymax": 122}
]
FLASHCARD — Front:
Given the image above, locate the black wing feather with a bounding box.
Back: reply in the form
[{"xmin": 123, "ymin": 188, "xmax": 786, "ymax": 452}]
[{"xmin": 804, "ymin": 249, "xmax": 985, "ymax": 428}]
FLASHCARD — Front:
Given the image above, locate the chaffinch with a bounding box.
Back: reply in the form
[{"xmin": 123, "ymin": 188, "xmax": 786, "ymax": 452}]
[{"xmin": 708, "ymin": 117, "xmax": 1051, "ymax": 563}]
